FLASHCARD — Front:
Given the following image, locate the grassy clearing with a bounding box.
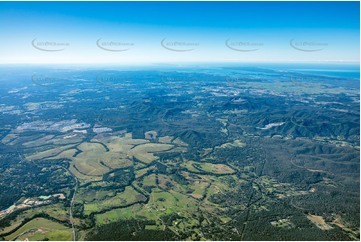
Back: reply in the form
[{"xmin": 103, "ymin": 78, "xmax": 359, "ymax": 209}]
[
  {"xmin": 103, "ymin": 156, "xmax": 133, "ymax": 169},
  {"xmin": 94, "ymin": 133, "xmax": 148, "ymax": 153},
  {"xmin": 96, "ymin": 203, "xmax": 143, "ymax": 224},
  {"xmin": 22, "ymin": 135, "xmax": 55, "ymax": 147},
  {"xmin": 69, "ymin": 164, "xmax": 101, "ymax": 182},
  {"xmin": 26, "ymin": 230, "xmax": 71, "ymax": 241},
  {"xmin": 70, "ymin": 133, "xmax": 173, "ymax": 180},
  {"xmin": 189, "ymin": 181, "xmax": 209, "ymax": 199},
  {"xmin": 26, "ymin": 144, "xmax": 74, "ymax": 161},
  {"xmin": 182, "ymin": 160, "xmax": 235, "ymax": 175},
  {"xmin": 24, "ymin": 133, "xmax": 177, "ymax": 185},
  {"xmin": 166, "ymin": 189, "xmax": 198, "ymax": 214},
  {"xmin": 202, "ymin": 175, "xmax": 241, "ymax": 205},
  {"xmin": 157, "ymin": 174, "xmax": 174, "ymax": 189},
  {"xmin": 37, "ymin": 203, "xmax": 70, "ymax": 222},
  {"xmin": 0, "ymin": 220, "xmax": 23, "ymax": 235},
  {"xmin": 135, "ymin": 167, "xmax": 150, "ymax": 178},
  {"xmin": 130, "ymin": 143, "xmax": 174, "ymax": 164},
  {"xmin": 74, "ymin": 142, "xmax": 132, "ymax": 177},
  {"xmin": 46, "ymin": 149, "xmax": 77, "ymax": 160},
  {"xmin": 84, "ymin": 186, "xmax": 146, "ymax": 215},
  {"xmin": 145, "ymin": 225, "xmax": 160, "ymax": 230},
  {"xmin": 76, "ymin": 188, "xmax": 115, "ymax": 203},
  {"xmin": 142, "ymin": 174, "xmax": 157, "ymax": 187},
  {"xmin": 96, "ymin": 187, "xmax": 199, "ymax": 225},
  {"xmin": 51, "ymin": 133, "xmax": 85, "ymax": 146},
  {"xmin": 196, "ymin": 163, "xmax": 235, "ymax": 174},
  {"xmin": 74, "ymin": 142, "xmax": 109, "ymax": 176},
  {"xmin": 5, "ymin": 218, "xmax": 71, "ymax": 241},
  {"xmin": 158, "ymin": 136, "xmax": 173, "ymax": 143},
  {"xmin": 181, "ymin": 160, "xmax": 199, "ymax": 172},
  {"xmin": 139, "ymin": 188, "xmax": 198, "ymax": 220}
]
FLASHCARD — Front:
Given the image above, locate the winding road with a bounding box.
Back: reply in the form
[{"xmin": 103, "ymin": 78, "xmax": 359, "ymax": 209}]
[{"xmin": 56, "ymin": 166, "xmax": 78, "ymax": 241}]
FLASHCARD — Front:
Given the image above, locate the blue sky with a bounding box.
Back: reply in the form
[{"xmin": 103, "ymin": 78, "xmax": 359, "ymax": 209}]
[{"xmin": 0, "ymin": 1, "xmax": 359, "ymax": 64}]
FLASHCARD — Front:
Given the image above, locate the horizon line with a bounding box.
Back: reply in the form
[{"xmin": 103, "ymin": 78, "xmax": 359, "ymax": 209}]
[{"xmin": 0, "ymin": 61, "xmax": 359, "ymax": 66}]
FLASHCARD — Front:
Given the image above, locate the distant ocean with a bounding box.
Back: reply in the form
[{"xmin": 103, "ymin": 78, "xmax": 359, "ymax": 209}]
[
  {"xmin": 208, "ymin": 63, "xmax": 360, "ymax": 80},
  {"xmin": 287, "ymin": 68, "xmax": 360, "ymax": 79},
  {"xmin": 261, "ymin": 63, "xmax": 360, "ymax": 79}
]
